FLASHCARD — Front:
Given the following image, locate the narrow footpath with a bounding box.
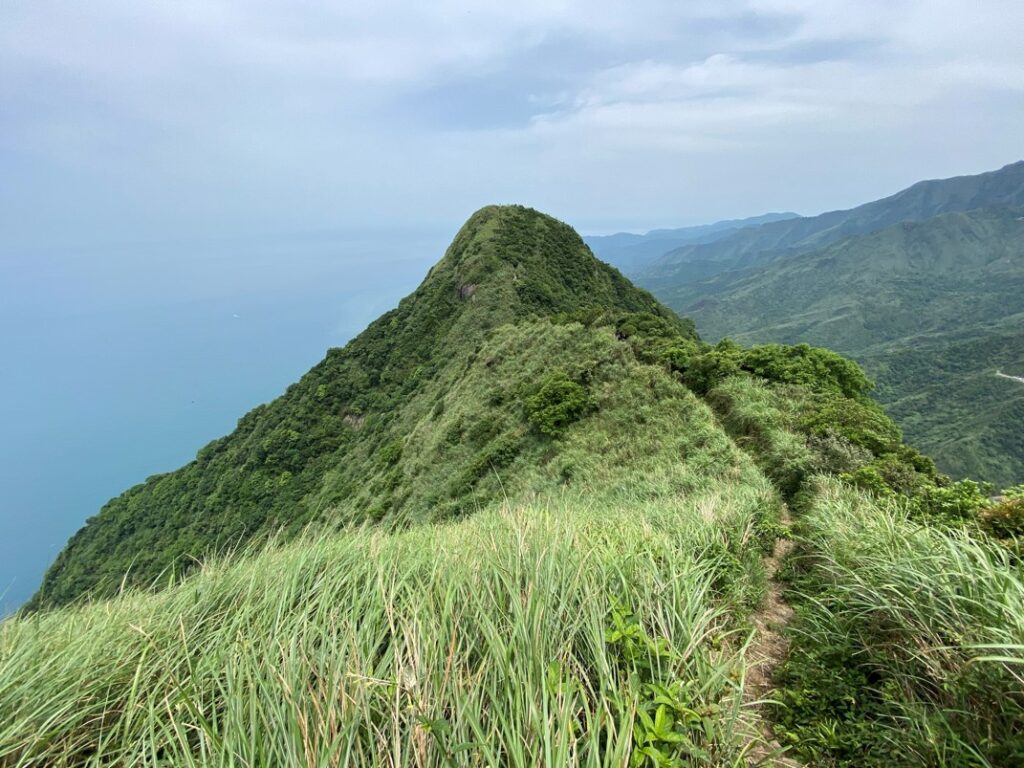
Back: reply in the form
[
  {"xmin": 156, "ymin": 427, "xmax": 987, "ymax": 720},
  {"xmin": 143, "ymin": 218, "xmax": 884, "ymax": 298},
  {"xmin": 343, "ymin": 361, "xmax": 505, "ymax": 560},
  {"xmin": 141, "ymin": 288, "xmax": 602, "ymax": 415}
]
[
  {"xmin": 995, "ymin": 370, "xmax": 1024, "ymax": 385},
  {"xmin": 743, "ymin": 508, "xmax": 800, "ymax": 767}
]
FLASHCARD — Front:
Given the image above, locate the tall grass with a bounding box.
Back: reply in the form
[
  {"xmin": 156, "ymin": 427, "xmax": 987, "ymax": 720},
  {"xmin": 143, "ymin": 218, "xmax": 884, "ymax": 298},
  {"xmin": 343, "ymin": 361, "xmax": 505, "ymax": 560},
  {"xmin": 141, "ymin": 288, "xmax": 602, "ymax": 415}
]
[
  {"xmin": 1, "ymin": 489, "xmax": 773, "ymax": 767},
  {"xmin": 706, "ymin": 377, "xmax": 813, "ymax": 499},
  {"xmin": 778, "ymin": 478, "xmax": 1024, "ymax": 765}
]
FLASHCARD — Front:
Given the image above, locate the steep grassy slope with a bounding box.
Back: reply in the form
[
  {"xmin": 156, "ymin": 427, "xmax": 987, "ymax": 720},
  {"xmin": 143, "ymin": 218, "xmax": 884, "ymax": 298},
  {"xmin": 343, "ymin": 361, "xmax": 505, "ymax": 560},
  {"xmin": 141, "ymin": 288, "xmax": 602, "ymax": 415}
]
[
  {"xmin": 30, "ymin": 206, "xmax": 693, "ymax": 609},
  {"xmin": 639, "ymin": 160, "xmax": 1024, "ymax": 288},
  {"xmin": 658, "ymin": 207, "xmax": 1024, "ymax": 485},
  {"xmin": 5, "ymin": 372, "xmax": 1022, "ymax": 766},
  {"xmin": 2, "ymin": 479, "xmax": 781, "ymax": 766}
]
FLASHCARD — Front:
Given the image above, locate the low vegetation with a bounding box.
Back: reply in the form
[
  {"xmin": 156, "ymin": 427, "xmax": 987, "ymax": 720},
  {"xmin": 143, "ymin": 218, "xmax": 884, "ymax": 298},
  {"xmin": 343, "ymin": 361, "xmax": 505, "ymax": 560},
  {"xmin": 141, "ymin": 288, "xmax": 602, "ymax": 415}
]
[
  {"xmin": 1, "ymin": 492, "xmax": 776, "ymax": 767},
  {"xmin": 646, "ymin": 201, "xmax": 1024, "ymax": 488},
  {"xmin": 774, "ymin": 479, "xmax": 1024, "ymax": 766}
]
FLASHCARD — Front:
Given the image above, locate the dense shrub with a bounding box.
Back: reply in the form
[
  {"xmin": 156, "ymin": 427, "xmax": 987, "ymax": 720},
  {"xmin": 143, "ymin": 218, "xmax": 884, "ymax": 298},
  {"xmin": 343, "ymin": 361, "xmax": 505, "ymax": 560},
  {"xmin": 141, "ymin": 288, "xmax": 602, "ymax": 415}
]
[
  {"xmin": 910, "ymin": 478, "xmax": 990, "ymax": 526},
  {"xmin": 804, "ymin": 430, "xmax": 874, "ymax": 475},
  {"xmin": 524, "ymin": 371, "xmax": 595, "ymax": 436},
  {"xmin": 981, "ymin": 496, "xmax": 1024, "ymax": 539},
  {"xmin": 682, "ymin": 346, "xmax": 742, "ymax": 394},
  {"xmin": 844, "ymin": 463, "xmax": 989, "ymax": 529},
  {"xmin": 741, "ymin": 343, "xmax": 873, "ymax": 399},
  {"xmin": 798, "ymin": 392, "xmax": 902, "ymax": 455},
  {"xmin": 681, "ymin": 340, "xmax": 875, "ymax": 400},
  {"xmin": 1004, "ymin": 484, "xmax": 1024, "ymax": 500}
]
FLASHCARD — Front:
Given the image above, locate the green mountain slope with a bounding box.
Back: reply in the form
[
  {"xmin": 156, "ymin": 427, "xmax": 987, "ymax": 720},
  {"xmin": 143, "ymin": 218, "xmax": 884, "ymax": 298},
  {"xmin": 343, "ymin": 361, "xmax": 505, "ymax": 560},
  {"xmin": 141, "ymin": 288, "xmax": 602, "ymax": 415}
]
[
  {"xmin": 9, "ymin": 206, "xmax": 1024, "ymax": 767},
  {"xmin": 30, "ymin": 205, "xmax": 698, "ymax": 608},
  {"xmin": 660, "ymin": 207, "xmax": 1024, "ymax": 486},
  {"xmin": 639, "ymin": 160, "xmax": 1024, "ymax": 288},
  {"xmin": 584, "ymin": 212, "xmax": 798, "ymax": 273}
]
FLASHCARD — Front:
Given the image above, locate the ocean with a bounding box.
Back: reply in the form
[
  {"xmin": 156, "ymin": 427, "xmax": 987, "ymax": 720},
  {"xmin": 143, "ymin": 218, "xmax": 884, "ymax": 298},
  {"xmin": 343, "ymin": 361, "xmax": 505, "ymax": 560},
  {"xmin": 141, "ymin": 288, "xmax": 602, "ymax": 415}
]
[{"xmin": 0, "ymin": 228, "xmax": 446, "ymax": 615}]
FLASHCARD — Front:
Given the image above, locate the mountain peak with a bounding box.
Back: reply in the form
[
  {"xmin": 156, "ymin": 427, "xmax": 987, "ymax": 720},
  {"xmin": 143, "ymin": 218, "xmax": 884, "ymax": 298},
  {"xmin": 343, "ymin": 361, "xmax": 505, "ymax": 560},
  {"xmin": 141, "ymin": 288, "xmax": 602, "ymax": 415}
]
[
  {"xmin": 30, "ymin": 205, "xmax": 689, "ymax": 607},
  {"xmin": 419, "ymin": 204, "xmax": 684, "ymax": 329}
]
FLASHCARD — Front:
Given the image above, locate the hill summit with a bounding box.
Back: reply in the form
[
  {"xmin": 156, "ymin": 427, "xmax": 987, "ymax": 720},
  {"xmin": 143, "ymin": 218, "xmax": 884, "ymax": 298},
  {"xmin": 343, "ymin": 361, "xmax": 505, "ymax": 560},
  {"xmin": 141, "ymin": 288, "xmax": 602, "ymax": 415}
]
[{"xmin": 31, "ymin": 205, "xmax": 695, "ymax": 607}]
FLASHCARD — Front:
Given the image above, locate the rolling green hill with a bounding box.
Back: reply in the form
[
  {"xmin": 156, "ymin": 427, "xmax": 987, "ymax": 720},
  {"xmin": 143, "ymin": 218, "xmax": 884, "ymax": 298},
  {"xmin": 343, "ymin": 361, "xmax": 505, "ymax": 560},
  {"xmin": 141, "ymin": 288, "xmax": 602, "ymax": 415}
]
[
  {"xmin": 639, "ymin": 160, "xmax": 1024, "ymax": 288},
  {"xmin": 656, "ymin": 207, "xmax": 1024, "ymax": 486},
  {"xmin": 7, "ymin": 206, "xmax": 1023, "ymax": 767}
]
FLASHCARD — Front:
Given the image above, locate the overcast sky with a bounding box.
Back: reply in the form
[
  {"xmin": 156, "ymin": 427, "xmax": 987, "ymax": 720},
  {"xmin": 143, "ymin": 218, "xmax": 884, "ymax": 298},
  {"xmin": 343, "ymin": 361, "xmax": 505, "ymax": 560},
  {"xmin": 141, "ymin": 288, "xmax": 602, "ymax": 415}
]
[{"xmin": 3, "ymin": 0, "xmax": 1023, "ymax": 246}]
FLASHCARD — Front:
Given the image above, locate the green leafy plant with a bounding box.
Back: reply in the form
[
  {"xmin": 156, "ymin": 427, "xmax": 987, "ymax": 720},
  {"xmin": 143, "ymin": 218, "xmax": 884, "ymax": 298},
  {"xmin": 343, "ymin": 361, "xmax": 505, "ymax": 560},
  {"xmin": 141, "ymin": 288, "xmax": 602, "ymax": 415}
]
[{"xmin": 604, "ymin": 598, "xmax": 725, "ymax": 767}]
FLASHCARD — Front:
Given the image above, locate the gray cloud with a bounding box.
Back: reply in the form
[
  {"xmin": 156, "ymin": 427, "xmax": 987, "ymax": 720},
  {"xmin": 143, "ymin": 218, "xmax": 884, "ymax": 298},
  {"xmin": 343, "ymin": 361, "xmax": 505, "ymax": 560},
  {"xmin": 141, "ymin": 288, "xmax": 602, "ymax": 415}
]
[{"xmin": 2, "ymin": 0, "xmax": 1022, "ymax": 245}]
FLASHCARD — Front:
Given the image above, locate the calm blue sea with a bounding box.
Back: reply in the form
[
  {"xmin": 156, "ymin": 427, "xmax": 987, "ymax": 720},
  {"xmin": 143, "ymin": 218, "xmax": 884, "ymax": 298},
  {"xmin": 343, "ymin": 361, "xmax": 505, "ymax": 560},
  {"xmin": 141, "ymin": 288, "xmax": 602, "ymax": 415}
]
[{"xmin": 0, "ymin": 229, "xmax": 447, "ymax": 615}]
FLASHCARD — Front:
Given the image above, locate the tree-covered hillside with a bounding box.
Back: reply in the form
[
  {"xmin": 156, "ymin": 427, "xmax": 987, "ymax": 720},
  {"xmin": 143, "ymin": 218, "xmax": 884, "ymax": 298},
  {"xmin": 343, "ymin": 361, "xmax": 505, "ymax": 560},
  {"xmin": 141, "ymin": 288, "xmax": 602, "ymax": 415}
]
[
  {"xmin": 29, "ymin": 205, "xmax": 692, "ymax": 609},
  {"xmin": 656, "ymin": 207, "xmax": 1024, "ymax": 486},
  {"xmin": 638, "ymin": 160, "xmax": 1024, "ymax": 287},
  {"xmin": 7, "ymin": 205, "xmax": 1024, "ymax": 766}
]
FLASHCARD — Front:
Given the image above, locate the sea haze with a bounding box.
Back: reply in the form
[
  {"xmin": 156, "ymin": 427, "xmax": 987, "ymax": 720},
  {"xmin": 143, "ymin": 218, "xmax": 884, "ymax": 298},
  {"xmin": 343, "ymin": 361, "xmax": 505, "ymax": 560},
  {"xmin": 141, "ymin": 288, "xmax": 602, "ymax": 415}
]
[{"xmin": 0, "ymin": 229, "xmax": 446, "ymax": 615}]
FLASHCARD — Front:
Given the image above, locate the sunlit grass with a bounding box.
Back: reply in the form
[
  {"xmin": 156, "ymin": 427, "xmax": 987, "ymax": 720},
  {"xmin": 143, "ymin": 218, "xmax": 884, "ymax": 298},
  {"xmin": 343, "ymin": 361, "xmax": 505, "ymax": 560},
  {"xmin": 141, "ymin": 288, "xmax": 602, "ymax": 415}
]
[
  {"xmin": 777, "ymin": 478, "xmax": 1024, "ymax": 765},
  {"xmin": 1, "ymin": 488, "xmax": 772, "ymax": 767}
]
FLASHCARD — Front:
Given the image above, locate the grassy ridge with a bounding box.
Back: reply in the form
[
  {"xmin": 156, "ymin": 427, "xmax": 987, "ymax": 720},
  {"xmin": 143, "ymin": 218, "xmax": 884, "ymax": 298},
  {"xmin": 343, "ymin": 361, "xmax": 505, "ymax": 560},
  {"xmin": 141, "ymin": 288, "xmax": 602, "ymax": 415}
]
[
  {"xmin": 647, "ymin": 206, "xmax": 1024, "ymax": 486},
  {"xmin": 1, "ymin": 490, "xmax": 777, "ymax": 767},
  {"xmin": 31, "ymin": 205, "xmax": 688, "ymax": 610},
  {"xmin": 6, "ymin": 355, "xmax": 1023, "ymax": 764},
  {"xmin": 776, "ymin": 478, "xmax": 1024, "ymax": 765},
  {"xmin": 12, "ymin": 201, "xmax": 1023, "ymax": 765}
]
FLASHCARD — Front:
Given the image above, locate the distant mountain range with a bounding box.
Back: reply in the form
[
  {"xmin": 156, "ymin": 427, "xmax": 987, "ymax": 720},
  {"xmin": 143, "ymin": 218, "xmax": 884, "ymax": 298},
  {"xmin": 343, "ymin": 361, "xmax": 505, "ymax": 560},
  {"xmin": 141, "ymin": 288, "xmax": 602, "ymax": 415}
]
[
  {"xmin": 584, "ymin": 212, "xmax": 798, "ymax": 273},
  {"xmin": 613, "ymin": 161, "xmax": 1024, "ymax": 486},
  {"xmin": 639, "ymin": 160, "xmax": 1024, "ymax": 286}
]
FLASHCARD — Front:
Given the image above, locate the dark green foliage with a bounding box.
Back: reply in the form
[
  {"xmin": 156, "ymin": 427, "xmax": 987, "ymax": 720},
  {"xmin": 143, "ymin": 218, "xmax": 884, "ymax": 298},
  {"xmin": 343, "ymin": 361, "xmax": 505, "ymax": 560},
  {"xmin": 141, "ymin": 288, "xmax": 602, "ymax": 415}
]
[
  {"xmin": 29, "ymin": 205, "xmax": 679, "ymax": 609},
  {"xmin": 910, "ymin": 479, "xmax": 990, "ymax": 527},
  {"xmin": 377, "ymin": 439, "xmax": 404, "ymax": 466},
  {"xmin": 680, "ymin": 343, "xmax": 742, "ymax": 395},
  {"xmin": 741, "ymin": 343, "xmax": 873, "ymax": 400},
  {"xmin": 524, "ymin": 372, "xmax": 595, "ymax": 436},
  {"xmin": 446, "ymin": 435, "xmax": 521, "ymax": 501},
  {"xmin": 646, "ymin": 200, "xmax": 1024, "ymax": 487},
  {"xmin": 772, "ymin": 618, "xmax": 925, "ymax": 766},
  {"xmin": 843, "ymin": 460, "xmax": 992, "ymax": 529},
  {"xmin": 798, "ymin": 394, "xmax": 902, "ymax": 456},
  {"xmin": 680, "ymin": 340, "xmax": 873, "ymax": 400}
]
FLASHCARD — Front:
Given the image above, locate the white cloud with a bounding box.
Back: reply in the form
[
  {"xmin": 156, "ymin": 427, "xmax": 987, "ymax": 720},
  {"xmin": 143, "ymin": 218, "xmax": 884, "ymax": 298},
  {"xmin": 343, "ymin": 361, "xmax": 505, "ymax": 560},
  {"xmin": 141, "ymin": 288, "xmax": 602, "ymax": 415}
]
[{"xmin": 1, "ymin": 0, "xmax": 1022, "ymax": 242}]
